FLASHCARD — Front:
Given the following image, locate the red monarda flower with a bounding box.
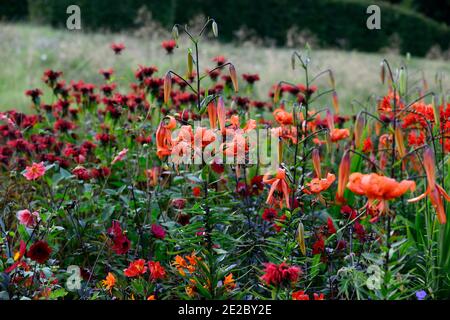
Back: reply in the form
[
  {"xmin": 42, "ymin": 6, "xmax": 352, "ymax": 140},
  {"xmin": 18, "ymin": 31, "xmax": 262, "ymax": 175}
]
[
  {"xmin": 27, "ymin": 240, "xmax": 52, "ymax": 264},
  {"xmin": 161, "ymin": 40, "xmax": 176, "ymax": 54},
  {"xmin": 242, "ymin": 73, "xmax": 260, "ymax": 84},
  {"xmin": 261, "ymin": 262, "xmax": 301, "ymax": 287},
  {"xmin": 110, "ymin": 42, "xmax": 125, "ymax": 55}
]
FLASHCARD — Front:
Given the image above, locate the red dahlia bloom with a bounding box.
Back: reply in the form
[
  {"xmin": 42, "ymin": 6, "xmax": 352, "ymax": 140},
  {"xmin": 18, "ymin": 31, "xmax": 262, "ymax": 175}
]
[{"xmin": 27, "ymin": 240, "xmax": 52, "ymax": 264}]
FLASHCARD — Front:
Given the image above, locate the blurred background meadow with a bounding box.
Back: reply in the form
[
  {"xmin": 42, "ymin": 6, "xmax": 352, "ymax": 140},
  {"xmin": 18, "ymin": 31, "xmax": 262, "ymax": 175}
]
[{"xmin": 0, "ymin": 0, "xmax": 449, "ymax": 112}]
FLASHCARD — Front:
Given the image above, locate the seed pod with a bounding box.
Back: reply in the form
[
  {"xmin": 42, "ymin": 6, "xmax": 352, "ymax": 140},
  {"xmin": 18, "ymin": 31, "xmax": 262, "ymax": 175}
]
[
  {"xmin": 291, "ymin": 52, "xmax": 296, "ymax": 70},
  {"xmin": 274, "ymin": 85, "xmax": 281, "ymax": 104},
  {"xmin": 163, "ymin": 71, "xmax": 172, "ymax": 104},
  {"xmin": 394, "ymin": 126, "xmax": 406, "ymax": 159},
  {"xmin": 296, "ymin": 221, "xmax": 306, "ymax": 256},
  {"xmin": 312, "ymin": 148, "xmax": 321, "ymax": 178},
  {"xmin": 398, "ymin": 67, "xmax": 406, "ymax": 96},
  {"xmin": 329, "ymin": 70, "xmax": 335, "ymax": 89},
  {"xmin": 172, "ymin": 25, "xmax": 179, "ymax": 41},
  {"xmin": 187, "ymin": 50, "xmax": 193, "ymax": 77},
  {"xmin": 380, "ymin": 61, "xmax": 385, "ymax": 84},
  {"xmin": 332, "ymin": 91, "xmax": 339, "ymax": 114},
  {"xmin": 432, "ymin": 94, "xmax": 439, "ymax": 128},
  {"xmin": 229, "ymin": 63, "xmax": 239, "ymax": 92},
  {"xmin": 354, "ymin": 111, "xmax": 365, "ymax": 149},
  {"xmin": 217, "ymin": 96, "xmax": 226, "ymax": 133},
  {"xmin": 212, "ymin": 20, "xmax": 218, "ymax": 38}
]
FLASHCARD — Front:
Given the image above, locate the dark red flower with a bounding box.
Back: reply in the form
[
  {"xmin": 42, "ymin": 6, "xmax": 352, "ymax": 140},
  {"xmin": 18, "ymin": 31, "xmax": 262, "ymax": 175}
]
[
  {"xmin": 242, "ymin": 73, "xmax": 260, "ymax": 84},
  {"xmin": 312, "ymin": 237, "xmax": 325, "ymax": 255},
  {"xmin": 327, "ymin": 217, "xmax": 337, "ymax": 235},
  {"xmin": 110, "ymin": 42, "xmax": 125, "ymax": 55},
  {"xmin": 261, "ymin": 262, "xmax": 301, "ymax": 287},
  {"xmin": 151, "ymin": 224, "xmax": 166, "ymax": 240},
  {"xmin": 27, "ymin": 241, "xmax": 52, "ymax": 264},
  {"xmin": 262, "ymin": 208, "xmax": 278, "ymax": 222},
  {"xmin": 161, "ymin": 40, "xmax": 176, "ymax": 54}
]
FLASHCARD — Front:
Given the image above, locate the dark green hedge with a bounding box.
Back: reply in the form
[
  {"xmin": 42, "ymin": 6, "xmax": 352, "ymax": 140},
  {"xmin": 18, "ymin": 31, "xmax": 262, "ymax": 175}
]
[
  {"xmin": 0, "ymin": 0, "xmax": 28, "ymax": 20},
  {"xmin": 2, "ymin": 0, "xmax": 449, "ymax": 56}
]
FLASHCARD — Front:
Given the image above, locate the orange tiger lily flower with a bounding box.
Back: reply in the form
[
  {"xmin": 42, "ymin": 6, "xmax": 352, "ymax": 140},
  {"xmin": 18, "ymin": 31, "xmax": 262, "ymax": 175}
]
[
  {"xmin": 263, "ymin": 168, "xmax": 291, "ymax": 209},
  {"xmin": 408, "ymin": 147, "xmax": 449, "ymax": 224},
  {"xmin": 156, "ymin": 116, "xmax": 176, "ymax": 159},
  {"xmin": 327, "ymin": 110, "xmax": 349, "ymax": 142},
  {"xmin": 347, "ymin": 172, "xmax": 415, "ymax": 221},
  {"xmin": 305, "ymin": 173, "xmax": 336, "ymax": 194},
  {"xmin": 273, "ymin": 108, "xmax": 293, "ymax": 126}
]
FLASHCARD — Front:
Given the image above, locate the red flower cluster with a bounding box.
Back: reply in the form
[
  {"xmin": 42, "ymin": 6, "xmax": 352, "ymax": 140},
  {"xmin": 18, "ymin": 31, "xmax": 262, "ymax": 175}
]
[
  {"xmin": 261, "ymin": 262, "xmax": 301, "ymax": 287},
  {"xmin": 108, "ymin": 220, "xmax": 131, "ymax": 255},
  {"xmin": 124, "ymin": 259, "xmax": 166, "ymax": 280}
]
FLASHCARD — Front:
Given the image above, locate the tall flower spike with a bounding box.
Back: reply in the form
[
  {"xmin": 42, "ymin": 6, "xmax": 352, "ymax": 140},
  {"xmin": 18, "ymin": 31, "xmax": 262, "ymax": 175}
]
[
  {"xmin": 164, "ymin": 71, "xmax": 172, "ymax": 104},
  {"xmin": 336, "ymin": 150, "xmax": 350, "ymax": 203},
  {"xmin": 408, "ymin": 146, "xmax": 449, "ymax": 224}
]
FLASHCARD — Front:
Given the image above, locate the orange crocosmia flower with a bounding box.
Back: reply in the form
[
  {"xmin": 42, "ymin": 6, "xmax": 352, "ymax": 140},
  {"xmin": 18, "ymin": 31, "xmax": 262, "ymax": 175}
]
[
  {"xmin": 147, "ymin": 295, "xmax": 156, "ymax": 300},
  {"xmin": 185, "ymin": 252, "xmax": 201, "ymax": 266},
  {"xmin": 263, "ymin": 168, "xmax": 291, "ymax": 209},
  {"xmin": 124, "ymin": 259, "xmax": 147, "ymax": 277},
  {"xmin": 173, "ymin": 255, "xmax": 188, "ymax": 269},
  {"xmin": 347, "ymin": 172, "xmax": 415, "ymax": 221},
  {"xmin": 224, "ymin": 273, "xmax": 236, "ymax": 290},
  {"xmin": 273, "ymin": 108, "xmax": 293, "ymax": 126},
  {"xmin": 408, "ymin": 147, "xmax": 449, "ymax": 224},
  {"xmin": 305, "ymin": 173, "xmax": 336, "ymax": 194},
  {"xmin": 156, "ymin": 116, "xmax": 176, "ymax": 159},
  {"xmin": 101, "ymin": 272, "xmax": 116, "ymax": 292}
]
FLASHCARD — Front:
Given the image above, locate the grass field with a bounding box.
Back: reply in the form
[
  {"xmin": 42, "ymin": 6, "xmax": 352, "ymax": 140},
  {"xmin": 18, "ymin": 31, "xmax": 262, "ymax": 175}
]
[{"xmin": 1, "ymin": 22, "xmax": 449, "ymax": 113}]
